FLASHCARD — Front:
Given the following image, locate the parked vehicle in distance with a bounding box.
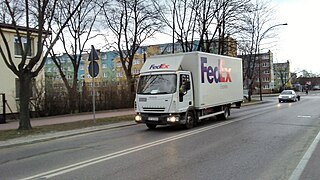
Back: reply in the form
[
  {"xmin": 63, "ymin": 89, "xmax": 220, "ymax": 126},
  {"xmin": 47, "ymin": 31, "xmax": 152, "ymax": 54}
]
[
  {"xmin": 313, "ymin": 85, "xmax": 320, "ymax": 90},
  {"xmin": 278, "ymin": 90, "xmax": 300, "ymax": 103},
  {"xmin": 134, "ymin": 52, "xmax": 243, "ymax": 129}
]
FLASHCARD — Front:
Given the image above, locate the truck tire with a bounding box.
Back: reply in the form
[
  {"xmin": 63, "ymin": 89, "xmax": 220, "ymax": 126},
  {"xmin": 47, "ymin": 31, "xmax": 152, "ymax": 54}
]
[
  {"xmin": 217, "ymin": 106, "xmax": 229, "ymax": 120},
  {"xmin": 146, "ymin": 123, "xmax": 157, "ymax": 129},
  {"xmin": 184, "ymin": 111, "xmax": 194, "ymax": 129}
]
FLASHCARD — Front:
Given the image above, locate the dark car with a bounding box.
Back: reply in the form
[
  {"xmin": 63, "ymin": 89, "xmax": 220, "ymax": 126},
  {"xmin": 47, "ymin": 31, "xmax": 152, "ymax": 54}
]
[{"xmin": 278, "ymin": 90, "xmax": 300, "ymax": 103}]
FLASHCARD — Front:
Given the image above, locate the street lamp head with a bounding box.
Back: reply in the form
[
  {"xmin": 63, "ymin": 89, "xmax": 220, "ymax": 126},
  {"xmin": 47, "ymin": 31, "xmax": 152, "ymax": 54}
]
[{"xmin": 282, "ymin": 23, "xmax": 288, "ymax": 26}]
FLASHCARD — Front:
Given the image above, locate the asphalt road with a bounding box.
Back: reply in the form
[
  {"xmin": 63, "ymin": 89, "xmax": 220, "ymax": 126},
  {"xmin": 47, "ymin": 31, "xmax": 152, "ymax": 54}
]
[{"xmin": 1, "ymin": 92, "xmax": 320, "ymax": 180}]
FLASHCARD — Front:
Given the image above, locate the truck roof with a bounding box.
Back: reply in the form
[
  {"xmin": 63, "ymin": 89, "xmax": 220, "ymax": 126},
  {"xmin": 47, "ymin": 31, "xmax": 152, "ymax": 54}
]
[
  {"xmin": 140, "ymin": 53, "xmax": 185, "ymax": 73},
  {"xmin": 140, "ymin": 51, "xmax": 241, "ymax": 74}
]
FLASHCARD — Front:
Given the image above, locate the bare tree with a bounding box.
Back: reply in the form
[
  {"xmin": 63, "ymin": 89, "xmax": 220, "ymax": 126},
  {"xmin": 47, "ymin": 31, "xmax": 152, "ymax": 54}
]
[
  {"xmin": 211, "ymin": 0, "xmax": 249, "ymax": 54},
  {"xmin": 300, "ymin": 70, "xmax": 319, "ymax": 78},
  {"xmin": 100, "ymin": 0, "xmax": 164, "ymax": 101},
  {"xmin": 0, "ymin": 0, "xmax": 84, "ymax": 130},
  {"xmin": 49, "ymin": 0, "xmax": 99, "ymax": 113},
  {"xmin": 273, "ymin": 61, "xmax": 291, "ymax": 91},
  {"xmin": 0, "ymin": 0, "xmax": 24, "ymax": 24},
  {"xmin": 237, "ymin": 0, "xmax": 275, "ymax": 101},
  {"xmin": 158, "ymin": 0, "xmax": 200, "ymax": 52},
  {"xmin": 158, "ymin": 0, "xmax": 249, "ymax": 54}
]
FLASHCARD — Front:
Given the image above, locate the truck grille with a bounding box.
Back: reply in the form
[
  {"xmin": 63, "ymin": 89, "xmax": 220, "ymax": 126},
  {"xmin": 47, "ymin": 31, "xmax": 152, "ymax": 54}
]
[{"xmin": 142, "ymin": 107, "xmax": 166, "ymax": 112}]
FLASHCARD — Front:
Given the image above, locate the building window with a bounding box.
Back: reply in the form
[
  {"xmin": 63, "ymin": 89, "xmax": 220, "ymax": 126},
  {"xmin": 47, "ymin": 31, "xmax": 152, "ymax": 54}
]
[
  {"xmin": 264, "ymin": 70, "xmax": 270, "ymax": 74},
  {"xmin": 263, "ymin": 77, "xmax": 270, "ymax": 82},
  {"xmin": 117, "ymin": 72, "xmax": 122, "ymax": 77},
  {"xmin": 262, "ymin": 54, "xmax": 269, "ymax": 59},
  {"xmin": 14, "ymin": 36, "xmax": 33, "ymax": 56},
  {"xmin": 116, "ymin": 62, "xmax": 122, "ymax": 67},
  {"xmin": 160, "ymin": 47, "xmax": 165, "ymax": 53},
  {"xmin": 167, "ymin": 46, "xmax": 172, "ymax": 53},
  {"xmin": 134, "ymin": 59, "xmax": 140, "ymax": 65},
  {"xmin": 132, "ymin": 69, "xmax": 140, "ymax": 75},
  {"xmin": 102, "ymin": 64, "xmax": 107, "ymax": 68}
]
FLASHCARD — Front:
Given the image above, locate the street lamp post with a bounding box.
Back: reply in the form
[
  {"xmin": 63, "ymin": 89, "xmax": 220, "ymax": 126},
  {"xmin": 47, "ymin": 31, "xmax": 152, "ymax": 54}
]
[{"xmin": 258, "ymin": 23, "xmax": 288, "ymax": 101}]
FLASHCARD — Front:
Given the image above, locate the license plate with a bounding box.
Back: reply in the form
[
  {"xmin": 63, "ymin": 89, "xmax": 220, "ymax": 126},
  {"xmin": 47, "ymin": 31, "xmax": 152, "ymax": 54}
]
[{"xmin": 148, "ymin": 117, "xmax": 159, "ymax": 121}]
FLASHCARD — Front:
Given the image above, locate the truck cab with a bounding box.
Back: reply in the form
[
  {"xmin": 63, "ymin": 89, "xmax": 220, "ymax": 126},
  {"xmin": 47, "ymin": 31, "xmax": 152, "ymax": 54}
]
[{"xmin": 135, "ymin": 71, "xmax": 194, "ymax": 129}]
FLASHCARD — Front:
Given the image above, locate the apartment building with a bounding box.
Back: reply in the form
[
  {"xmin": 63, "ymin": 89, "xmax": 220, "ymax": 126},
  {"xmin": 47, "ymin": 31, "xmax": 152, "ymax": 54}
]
[
  {"xmin": 45, "ymin": 50, "xmax": 116, "ymax": 91},
  {"xmin": 273, "ymin": 60, "xmax": 291, "ymax": 91},
  {"xmin": 239, "ymin": 50, "xmax": 275, "ymax": 94}
]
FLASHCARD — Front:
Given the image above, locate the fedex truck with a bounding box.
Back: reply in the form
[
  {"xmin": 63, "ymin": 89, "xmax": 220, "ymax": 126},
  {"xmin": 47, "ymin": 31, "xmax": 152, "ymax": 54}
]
[{"xmin": 134, "ymin": 52, "xmax": 243, "ymax": 129}]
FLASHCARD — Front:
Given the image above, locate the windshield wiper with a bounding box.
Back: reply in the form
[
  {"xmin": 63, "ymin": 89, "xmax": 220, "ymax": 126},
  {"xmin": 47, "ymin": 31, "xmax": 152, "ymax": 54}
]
[{"xmin": 152, "ymin": 92, "xmax": 170, "ymax": 94}]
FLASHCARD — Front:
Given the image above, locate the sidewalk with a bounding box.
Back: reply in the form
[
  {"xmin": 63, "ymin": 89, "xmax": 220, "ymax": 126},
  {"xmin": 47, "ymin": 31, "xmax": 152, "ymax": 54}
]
[{"xmin": 0, "ymin": 108, "xmax": 136, "ymax": 131}]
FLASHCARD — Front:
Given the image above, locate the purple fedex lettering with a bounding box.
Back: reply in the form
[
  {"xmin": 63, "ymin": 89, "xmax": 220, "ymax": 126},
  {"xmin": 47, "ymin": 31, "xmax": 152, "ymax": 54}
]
[{"xmin": 201, "ymin": 57, "xmax": 232, "ymax": 84}]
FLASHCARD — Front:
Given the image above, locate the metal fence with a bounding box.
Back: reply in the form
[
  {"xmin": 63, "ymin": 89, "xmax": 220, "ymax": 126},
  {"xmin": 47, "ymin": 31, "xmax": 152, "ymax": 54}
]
[{"xmin": 0, "ymin": 93, "xmax": 6, "ymax": 124}]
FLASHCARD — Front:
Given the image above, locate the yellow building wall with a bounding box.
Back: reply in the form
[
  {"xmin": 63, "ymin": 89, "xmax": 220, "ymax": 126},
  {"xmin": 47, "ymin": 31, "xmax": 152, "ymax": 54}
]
[
  {"xmin": 83, "ymin": 52, "xmax": 103, "ymax": 84},
  {"xmin": 113, "ymin": 54, "xmax": 146, "ymax": 84},
  {"xmin": 113, "ymin": 46, "xmax": 159, "ymax": 85},
  {"xmin": 0, "ymin": 26, "xmax": 43, "ymax": 114}
]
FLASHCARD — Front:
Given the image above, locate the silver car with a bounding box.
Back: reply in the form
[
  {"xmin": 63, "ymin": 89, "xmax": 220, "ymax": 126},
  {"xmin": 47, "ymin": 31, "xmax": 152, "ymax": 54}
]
[{"xmin": 278, "ymin": 90, "xmax": 300, "ymax": 103}]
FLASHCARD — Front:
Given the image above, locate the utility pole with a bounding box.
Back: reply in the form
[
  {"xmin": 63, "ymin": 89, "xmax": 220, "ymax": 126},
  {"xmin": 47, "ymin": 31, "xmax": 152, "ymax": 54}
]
[{"xmin": 258, "ymin": 23, "xmax": 288, "ymax": 101}]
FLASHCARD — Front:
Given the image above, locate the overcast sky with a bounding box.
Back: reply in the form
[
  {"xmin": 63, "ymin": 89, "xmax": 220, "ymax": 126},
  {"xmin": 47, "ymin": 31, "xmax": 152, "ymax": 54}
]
[
  {"xmin": 266, "ymin": 0, "xmax": 319, "ymax": 74},
  {"xmin": 143, "ymin": 0, "xmax": 320, "ymax": 74},
  {"xmin": 82, "ymin": 0, "xmax": 319, "ymax": 74}
]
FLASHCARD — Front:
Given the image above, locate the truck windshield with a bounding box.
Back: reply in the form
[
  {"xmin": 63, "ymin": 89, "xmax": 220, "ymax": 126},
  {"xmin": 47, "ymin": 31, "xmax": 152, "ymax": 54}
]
[{"xmin": 137, "ymin": 74, "xmax": 177, "ymax": 95}]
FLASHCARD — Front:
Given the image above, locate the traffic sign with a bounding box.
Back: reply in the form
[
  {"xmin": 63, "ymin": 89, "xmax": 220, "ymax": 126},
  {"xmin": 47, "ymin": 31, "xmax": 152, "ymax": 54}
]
[{"xmin": 88, "ymin": 61, "xmax": 99, "ymax": 78}]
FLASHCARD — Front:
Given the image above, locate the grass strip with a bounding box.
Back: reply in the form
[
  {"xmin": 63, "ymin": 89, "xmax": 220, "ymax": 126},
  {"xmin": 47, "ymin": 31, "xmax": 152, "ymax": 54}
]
[{"xmin": 0, "ymin": 115, "xmax": 135, "ymax": 141}]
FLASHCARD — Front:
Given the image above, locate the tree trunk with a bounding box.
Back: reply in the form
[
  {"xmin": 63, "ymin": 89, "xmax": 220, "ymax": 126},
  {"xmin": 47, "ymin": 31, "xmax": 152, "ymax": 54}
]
[
  {"xmin": 68, "ymin": 87, "xmax": 78, "ymax": 113},
  {"xmin": 126, "ymin": 77, "xmax": 135, "ymax": 106},
  {"xmin": 18, "ymin": 75, "xmax": 32, "ymax": 130}
]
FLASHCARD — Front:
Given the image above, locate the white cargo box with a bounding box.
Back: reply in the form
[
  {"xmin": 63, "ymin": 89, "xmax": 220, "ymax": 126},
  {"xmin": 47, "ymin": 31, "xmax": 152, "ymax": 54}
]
[{"xmin": 141, "ymin": 52, "xmax": 243, "ymax": 109}]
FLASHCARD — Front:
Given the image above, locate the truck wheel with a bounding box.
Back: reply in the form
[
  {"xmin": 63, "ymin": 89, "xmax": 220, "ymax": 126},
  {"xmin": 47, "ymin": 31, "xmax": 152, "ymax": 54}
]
[
  {"xmin": 146, "ymin": 124, "xmax": 157, "ymax": 129},
  {"xmin": 184, "ymin": 111, "xmax": 194, "ymax": 129},
  {"xmin": 218, "ymin": 106, "xmax": 229, "ymax": 120}
]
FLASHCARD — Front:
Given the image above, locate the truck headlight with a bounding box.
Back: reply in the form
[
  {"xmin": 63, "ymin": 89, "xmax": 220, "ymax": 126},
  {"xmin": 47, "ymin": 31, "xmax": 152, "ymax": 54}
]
[
  {"xmin": 167, "ymin": 116, "xmax": 179, "ymax": 122},
  {"xmin": 135, "ymin": 115, "xmax": 142, "ymax": 122}
]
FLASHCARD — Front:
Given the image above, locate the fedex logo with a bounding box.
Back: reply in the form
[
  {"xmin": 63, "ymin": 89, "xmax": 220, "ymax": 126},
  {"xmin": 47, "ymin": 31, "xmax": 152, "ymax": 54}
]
[
  {"xmin": 201, "ymin": 57, "xmax": 232, "ymax": 84},
  {"xmin": 149, "ymin": 63, "xmax": 170, "ymax": 69}
]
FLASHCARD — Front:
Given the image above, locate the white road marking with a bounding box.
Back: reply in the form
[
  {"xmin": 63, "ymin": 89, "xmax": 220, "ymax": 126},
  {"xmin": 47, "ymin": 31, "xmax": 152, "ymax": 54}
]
[
  {"xmin": 21, "ymin": 109, "xmax": 278, "ymax": 179},
  {"xmin": 297, "ymin": 115, "xmax": 312, "ymax": 118},
  {"xmin": 22, "ymin": 120, "xmax": 236, "ymax": 179},
  {"xmin": 289, "ymin": 129, "xmax": 320, "ymax": 180}
]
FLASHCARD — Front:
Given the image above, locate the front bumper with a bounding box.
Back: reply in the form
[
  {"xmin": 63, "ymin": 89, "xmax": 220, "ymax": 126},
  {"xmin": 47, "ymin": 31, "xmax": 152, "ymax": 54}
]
[
  {"xmin": 135, "ymin": 113, "xmax": 183, "ymax": 125},
  {"xmin": 278, "ymin": 97, "xmax": 295, "ymax": 102}
]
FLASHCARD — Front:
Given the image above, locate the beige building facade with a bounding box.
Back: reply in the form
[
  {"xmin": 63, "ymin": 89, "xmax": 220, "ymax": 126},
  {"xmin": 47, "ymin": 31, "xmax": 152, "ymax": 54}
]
[{"xmin": 0, "ymin": 23, "xmax": 44, "ymax": 114}]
